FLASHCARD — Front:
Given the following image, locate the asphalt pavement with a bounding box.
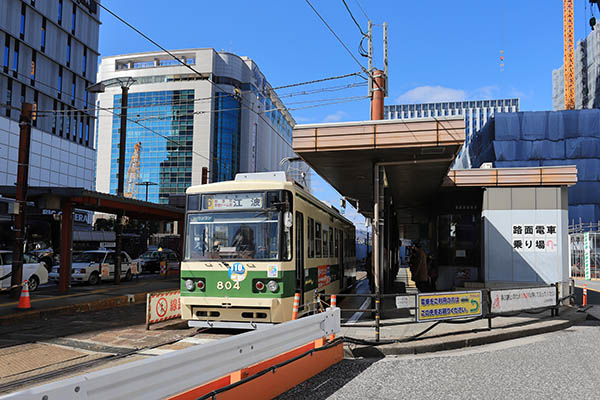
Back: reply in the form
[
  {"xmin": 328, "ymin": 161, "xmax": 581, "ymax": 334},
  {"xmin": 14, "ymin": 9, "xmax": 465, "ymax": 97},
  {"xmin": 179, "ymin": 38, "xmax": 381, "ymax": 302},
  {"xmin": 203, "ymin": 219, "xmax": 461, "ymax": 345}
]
[{"xmin": 279, "ymin": 317, "xmax": 600, "ymax": 399}]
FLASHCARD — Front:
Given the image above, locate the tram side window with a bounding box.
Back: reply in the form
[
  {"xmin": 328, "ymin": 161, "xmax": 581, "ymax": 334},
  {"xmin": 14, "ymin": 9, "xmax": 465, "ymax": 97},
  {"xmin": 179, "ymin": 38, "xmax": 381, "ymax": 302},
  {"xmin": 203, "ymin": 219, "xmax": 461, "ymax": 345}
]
[
  {"xmin": 308, "ymin": 217, "xmax": 314, "ymax": 258},
  {"xmin": 334, "ymin": 228, "xmax": 339, "ymax": 257},
  {"xmin": 322, "ymin": 225, "xmax": 329, "ymax": 257},
  {"xmin": 315, "ymin": 222, "xmax": 322, "ymax": 257},
  {"xmin": 329, "ymin": 227, "xmax": 334, "ymax": 257}
]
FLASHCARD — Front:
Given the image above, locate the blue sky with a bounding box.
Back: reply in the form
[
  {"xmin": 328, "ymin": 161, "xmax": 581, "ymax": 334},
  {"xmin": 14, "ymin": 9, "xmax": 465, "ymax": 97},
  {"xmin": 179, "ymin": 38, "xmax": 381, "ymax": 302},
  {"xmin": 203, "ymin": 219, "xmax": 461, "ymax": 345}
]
[{"xmin": 98, "ymin": 0, "xmax": 593, "ymax": 225}]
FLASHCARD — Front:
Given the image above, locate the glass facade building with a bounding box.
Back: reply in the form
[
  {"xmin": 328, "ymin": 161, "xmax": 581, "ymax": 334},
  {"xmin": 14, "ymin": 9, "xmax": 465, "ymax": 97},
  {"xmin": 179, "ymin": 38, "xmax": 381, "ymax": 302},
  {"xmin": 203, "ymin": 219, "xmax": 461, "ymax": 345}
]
[
  {"xmin": 212, "ymin": 93, "xmax": 241, "ymax": 182},
  {"xmin": 110, "ymin": 90, "xmax": 194, "ymax": 204}
]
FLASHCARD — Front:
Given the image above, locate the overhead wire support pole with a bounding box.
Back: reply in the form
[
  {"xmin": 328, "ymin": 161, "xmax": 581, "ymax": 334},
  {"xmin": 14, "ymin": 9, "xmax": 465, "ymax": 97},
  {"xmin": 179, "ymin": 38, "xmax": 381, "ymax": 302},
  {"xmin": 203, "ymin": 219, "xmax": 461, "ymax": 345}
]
[
  {"xmin": 368, "ymin": 20, "xmax": 373, "ymax": 96},
  {"xmin": 11, "ymin": 103, "xmax": 32, "ymax": 299}
]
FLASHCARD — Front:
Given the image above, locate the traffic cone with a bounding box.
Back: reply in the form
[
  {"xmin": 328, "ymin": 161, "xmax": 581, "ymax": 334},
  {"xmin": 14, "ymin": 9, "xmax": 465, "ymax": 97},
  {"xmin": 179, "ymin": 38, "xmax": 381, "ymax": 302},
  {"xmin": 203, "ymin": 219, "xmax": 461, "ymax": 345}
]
[{"xmin": 18, "ymin": 281, "xmax": 31, "ymax": 309}]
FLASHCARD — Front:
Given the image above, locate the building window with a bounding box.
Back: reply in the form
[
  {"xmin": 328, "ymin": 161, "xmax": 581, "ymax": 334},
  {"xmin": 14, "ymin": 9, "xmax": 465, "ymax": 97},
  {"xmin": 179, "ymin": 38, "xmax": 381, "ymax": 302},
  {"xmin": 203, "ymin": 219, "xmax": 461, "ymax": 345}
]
[
  {"xmin": 20, "ymin": 84, "xmax": 26, "ymax": 107},
  {"xmin": 71, "ymin": 6, "xmax": 76, "ymax": 35},
  {"xmin": 30, "ymin": 50, "xmax": 36, "ymax": 85},
  {"xmin": 57, "ymin": 67, "xmax": 63, "ymax": 99},
  {"xmin": 66, "ymin": 36, "xmax": 71, "ymax": 67},
  {"xmin": 31, "ymin": 0, "xmax": 35, "ymax": 7},
  {"xmin": 58, "ymin": 103, "xmax": 64, "ymax": 136},
  {"xmin": 12, "ymin": 41, "xmax": 19, "ymax": 77},
  {"xmin": 58, "ymin": 0, "xmax": 63, "ymax": 25},
  {"xmin": 79, "ymin": 116, "xmax": 83, "ymax": 143},
  {"xmin": 3, "ymin": 36, "xmax": 9, "ymax": 73},
  {"xmin": 20, "ymin": 3, "xmax": 26, "ymax": 40},
  {"xmin": 32, "ymin": 91, "xmax": 38, "ymax": 127},
  {"xmin": 5, "ymin": 78, "xmax": 12, "ymax": 117},
  {"xmin": 71, "ymin": 74, "xmax": 76, "ymax": 105},
  {"xmin": 41, "ymin": 18, "xmax": 46, "ymax": 52},
  {"xmin": 82, "ymin": 46, "xmax": 87, "ymax": 76},
  {"xmin": 323, "ymin": 226, "xmax": 328, "ymax": 257},
  {"xmin": 52, "ymin": 100, "xmax": 57, "ymax": 134},
  {"xmin": 85, "ymin": 118, "xmax": 90, "ymax": 146},
  {"xmin": 65, "ymin": 111, "xmax": 70, "ymax": 137},
  {"xmin": 212, "ymin": 93, "xmax": 241, "ymax": 182}
]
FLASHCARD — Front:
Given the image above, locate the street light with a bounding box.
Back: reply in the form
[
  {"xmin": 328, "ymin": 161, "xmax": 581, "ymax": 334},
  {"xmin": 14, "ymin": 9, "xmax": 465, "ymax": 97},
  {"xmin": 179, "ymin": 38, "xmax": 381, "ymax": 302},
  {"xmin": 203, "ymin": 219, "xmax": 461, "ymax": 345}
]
[
  {"xmin": 137, "ymin": 180, "xmax": 158, "ymax": 202},
  {"xmin": 87, "ymin": 77, "xmax": 135, "ymax": 285}
]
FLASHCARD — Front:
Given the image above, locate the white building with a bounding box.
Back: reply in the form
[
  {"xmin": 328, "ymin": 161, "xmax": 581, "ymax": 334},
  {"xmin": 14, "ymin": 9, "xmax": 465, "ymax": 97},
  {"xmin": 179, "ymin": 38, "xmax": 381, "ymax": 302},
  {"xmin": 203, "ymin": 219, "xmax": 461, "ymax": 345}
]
[
  {"xmin": 0, "ymin": 0, "xmax": 99, "ymax": 189},
  {"xmin": 95, "ymin": 48, "xmax": 307, "ymax": 204},
  {"xmin": 385, "ymin": 99, "xmax": 520, "ymax": 142}
]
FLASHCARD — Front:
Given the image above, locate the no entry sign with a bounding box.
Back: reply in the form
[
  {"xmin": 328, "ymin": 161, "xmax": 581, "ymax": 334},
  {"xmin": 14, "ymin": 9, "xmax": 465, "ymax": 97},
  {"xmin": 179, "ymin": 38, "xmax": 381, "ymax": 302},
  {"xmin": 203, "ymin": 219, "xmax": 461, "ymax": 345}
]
[{"xmin": 146, "ymin": 290, "xmax": 181, "ymax": 329}]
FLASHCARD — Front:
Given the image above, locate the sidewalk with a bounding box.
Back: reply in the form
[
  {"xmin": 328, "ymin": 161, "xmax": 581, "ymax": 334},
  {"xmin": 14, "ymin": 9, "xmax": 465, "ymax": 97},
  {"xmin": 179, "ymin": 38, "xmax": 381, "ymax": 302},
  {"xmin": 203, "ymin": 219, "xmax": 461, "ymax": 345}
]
[
  {"xmin": 341, "ymin": 269, "xmax": 588, "ymax": 357},
  {"xmin": 0, "ymin": 276, "xmax": 180, "ymax": 325}
]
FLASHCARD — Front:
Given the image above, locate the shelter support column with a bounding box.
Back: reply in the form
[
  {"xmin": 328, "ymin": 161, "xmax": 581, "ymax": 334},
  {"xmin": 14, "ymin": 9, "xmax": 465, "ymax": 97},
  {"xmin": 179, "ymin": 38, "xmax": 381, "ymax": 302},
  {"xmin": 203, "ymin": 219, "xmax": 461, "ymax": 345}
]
[
  {"xmin": 178, "ymin": 219, "xmax": 184, "ymax": 265},
  {"xmin": 373, "ymin": 164, "xmax": 383, "ymax": 295},
  {"xmin": 59, "ymin": 201, "xmax": 73, "ymax": 293}
]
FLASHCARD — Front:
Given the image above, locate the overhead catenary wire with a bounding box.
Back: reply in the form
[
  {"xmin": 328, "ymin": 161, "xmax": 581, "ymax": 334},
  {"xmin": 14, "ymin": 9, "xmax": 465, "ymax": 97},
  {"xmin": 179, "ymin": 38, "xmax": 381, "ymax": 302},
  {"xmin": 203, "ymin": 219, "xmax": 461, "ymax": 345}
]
[
  {"xmin": 341, "ymin": 0, "xmax": 367, "ymax": 36},
  {"xmin": 353, "ymin": 0, "xmax": 370, "ymax": 21}
]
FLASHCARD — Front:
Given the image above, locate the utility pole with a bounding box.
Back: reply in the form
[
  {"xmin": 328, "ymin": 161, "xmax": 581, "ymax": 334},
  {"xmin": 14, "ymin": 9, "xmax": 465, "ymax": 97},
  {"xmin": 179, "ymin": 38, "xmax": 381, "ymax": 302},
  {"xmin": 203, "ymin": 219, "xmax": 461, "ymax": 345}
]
[
  {"xmin": 11, "ymin": 103, "xmax": 32, "ymax": 298},
  {"xmin": 137, "ymin": 181, "xmax": 158, "ymax": 202},
  {"xmin": 114, "ymin": 84, "xmax": 130, "ymax": 285}
]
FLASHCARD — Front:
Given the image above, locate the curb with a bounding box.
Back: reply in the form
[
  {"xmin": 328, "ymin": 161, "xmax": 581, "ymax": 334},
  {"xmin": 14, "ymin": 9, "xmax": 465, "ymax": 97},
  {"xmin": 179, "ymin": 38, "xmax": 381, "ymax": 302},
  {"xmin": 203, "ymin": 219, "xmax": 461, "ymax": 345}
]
[
  {"xmin": 343, "ymin": 309, "xmax": 588, "ymax": 358},
  {"xmin": 0, "ymin": 292, "xmax": 149, "ymax": 326}
]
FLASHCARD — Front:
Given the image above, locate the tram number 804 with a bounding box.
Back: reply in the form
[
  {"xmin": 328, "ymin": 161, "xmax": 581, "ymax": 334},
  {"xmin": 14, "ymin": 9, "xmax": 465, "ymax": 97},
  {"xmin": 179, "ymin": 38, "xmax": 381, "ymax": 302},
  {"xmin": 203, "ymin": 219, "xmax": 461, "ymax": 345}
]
[{"xmin": 217, "ymin": 281, "xmax": 240, "ymax": 290}]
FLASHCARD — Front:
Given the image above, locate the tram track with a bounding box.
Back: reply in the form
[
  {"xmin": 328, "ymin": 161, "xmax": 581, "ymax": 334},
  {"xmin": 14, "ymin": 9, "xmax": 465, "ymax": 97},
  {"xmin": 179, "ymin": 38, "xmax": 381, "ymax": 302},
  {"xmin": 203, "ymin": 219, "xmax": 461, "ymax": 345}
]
[{"xmin": 0, "ymin": 328, "xmax": 210, "ymax": 395}]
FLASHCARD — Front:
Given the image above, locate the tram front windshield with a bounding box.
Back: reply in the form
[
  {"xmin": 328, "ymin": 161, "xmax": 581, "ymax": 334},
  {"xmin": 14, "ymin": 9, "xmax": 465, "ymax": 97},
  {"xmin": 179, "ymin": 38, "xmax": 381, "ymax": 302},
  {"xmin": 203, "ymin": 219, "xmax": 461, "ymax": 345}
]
[{"xmin": 186, "ymin": 211, "xmax": 279, "ymax": 261}]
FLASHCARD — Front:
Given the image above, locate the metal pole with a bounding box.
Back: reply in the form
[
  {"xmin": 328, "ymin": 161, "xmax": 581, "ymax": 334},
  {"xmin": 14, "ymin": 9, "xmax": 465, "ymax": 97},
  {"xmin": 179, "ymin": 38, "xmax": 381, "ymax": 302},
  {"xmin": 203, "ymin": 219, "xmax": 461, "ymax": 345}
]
[
  {"xmin": 383, "ymin": 21, "xmax": 388, "ymax": 97},
  {"xmin": 367, "ymin": 20, "xmax": 373, "ymax": 97},
  {"xmin": 10, "ymin": 103, "xmax": 32, "ymax": 298},
  {"xmin": 114, "ymin": 85, "xmax": 129, "ymax": 285}
]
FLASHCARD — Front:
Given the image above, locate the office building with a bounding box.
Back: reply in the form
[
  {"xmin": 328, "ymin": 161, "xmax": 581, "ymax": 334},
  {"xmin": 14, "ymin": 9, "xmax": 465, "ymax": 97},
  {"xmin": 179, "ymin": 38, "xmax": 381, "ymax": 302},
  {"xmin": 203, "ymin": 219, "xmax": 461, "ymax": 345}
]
[
  {"xmin": 0, "ymin": 0, "xmax": 99, "ymax": 189},
  {"xmin": 552, "ymin": 22, "xmax": 600, "ymax": 110},
  {"xmin": 95, "ymin": 48, "xmax": 307, "ymax": 204},
  {"xmin": 385, "ymin": 98, "xmax": 520, "ymax": 141}
]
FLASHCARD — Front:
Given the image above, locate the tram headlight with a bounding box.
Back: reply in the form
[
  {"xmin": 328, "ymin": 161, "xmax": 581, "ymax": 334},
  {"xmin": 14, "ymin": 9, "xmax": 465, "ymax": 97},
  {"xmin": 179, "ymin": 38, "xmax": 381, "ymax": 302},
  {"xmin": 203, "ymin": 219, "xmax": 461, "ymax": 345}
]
[
  {"xmin": 267, "ymin": 280, "xmax": 279, "ymax": 293},
  {"xmin": 185, "ymin": 279, "xmax": 195, "ymax": 291}
]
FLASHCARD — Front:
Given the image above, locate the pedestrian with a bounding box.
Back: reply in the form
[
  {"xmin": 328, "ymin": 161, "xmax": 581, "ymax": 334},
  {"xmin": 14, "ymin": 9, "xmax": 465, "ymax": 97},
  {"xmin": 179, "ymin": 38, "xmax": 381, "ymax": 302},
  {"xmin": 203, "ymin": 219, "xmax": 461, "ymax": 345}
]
[{"xmin": 412, "ymin": 242, "xmax": 429, "ymax": 292}]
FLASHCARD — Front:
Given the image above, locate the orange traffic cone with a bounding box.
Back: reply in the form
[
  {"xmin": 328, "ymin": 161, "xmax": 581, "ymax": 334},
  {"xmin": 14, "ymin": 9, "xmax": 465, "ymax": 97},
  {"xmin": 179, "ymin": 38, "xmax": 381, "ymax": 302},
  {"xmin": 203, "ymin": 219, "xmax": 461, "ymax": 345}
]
[{"xmin": 18, "ymin": 281, "xmax": 31, "ymax": 309}]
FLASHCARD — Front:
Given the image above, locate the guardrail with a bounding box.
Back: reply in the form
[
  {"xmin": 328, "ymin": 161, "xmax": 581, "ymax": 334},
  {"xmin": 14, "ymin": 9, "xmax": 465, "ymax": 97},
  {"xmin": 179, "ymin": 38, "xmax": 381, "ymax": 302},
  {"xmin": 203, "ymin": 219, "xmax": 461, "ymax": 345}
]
[
  {"xmin": 315, "ymin": 282, "xmax": 571, "ymax": 343},
  {"xmin": 1, "ymin": 308, "xmax": 341, "ymax": 400}
]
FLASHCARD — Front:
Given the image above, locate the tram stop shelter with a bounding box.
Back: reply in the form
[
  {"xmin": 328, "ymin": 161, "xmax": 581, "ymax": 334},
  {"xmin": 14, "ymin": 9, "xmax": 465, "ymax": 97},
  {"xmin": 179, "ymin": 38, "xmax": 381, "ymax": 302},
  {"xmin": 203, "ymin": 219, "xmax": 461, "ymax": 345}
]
[
  {"xmin": 293, "ymin": 117, "xmax": 578, "ymax": 295},
  {"xmin": 0, "ymin": 186, "xmax": 184, "ymax": 292}
]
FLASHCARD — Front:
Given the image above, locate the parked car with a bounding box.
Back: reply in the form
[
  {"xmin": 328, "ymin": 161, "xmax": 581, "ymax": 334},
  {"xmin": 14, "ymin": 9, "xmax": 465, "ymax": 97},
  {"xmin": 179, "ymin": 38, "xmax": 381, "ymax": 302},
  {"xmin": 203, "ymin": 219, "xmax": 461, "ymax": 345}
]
[
  {"xmin": 0, "ymin": 250, "xmax": 49, "ymax": 292},
  {"xmin": 135, "ymin": 248, "xmax": 180, "ymax": 274},
  {"xmin": 48, "ymin": 250, "xmax": 138, "ymax": 285}
]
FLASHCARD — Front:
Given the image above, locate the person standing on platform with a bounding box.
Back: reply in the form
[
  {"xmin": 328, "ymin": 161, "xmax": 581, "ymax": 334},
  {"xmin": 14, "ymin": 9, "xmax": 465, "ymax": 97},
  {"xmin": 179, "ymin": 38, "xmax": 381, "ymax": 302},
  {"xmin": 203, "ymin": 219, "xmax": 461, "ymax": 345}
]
[{"xmin": 412, "ymin": 242, "xmax": 430, "ymax": 293}]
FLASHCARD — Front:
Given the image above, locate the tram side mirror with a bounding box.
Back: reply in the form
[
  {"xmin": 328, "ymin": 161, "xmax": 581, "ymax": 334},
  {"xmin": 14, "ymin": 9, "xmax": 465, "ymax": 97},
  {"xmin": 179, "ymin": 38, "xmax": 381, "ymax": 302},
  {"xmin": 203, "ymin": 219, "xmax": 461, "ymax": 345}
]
[{"xmin": 284, "ymin": 211, "xmax": 293, "ymax": 230}]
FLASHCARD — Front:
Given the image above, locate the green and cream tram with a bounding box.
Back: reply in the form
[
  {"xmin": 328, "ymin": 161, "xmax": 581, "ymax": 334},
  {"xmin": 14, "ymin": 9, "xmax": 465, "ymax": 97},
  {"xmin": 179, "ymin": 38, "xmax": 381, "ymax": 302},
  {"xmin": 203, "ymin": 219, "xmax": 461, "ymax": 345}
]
[{"xmin": 181, "ymin": 172, "xmax": 356, "ymax": 329}]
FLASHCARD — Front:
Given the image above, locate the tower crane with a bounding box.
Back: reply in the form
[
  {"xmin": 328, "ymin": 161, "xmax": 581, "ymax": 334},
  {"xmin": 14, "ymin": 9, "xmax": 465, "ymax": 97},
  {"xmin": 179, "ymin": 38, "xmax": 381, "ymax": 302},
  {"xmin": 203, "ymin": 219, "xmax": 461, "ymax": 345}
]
[
  {"xmin": 563, "ymin": 0, "xmax": 575, "ymax": 110},
  {"xmin": 124, "ymin": 142, "xmax": 142, "ymax": 199}
]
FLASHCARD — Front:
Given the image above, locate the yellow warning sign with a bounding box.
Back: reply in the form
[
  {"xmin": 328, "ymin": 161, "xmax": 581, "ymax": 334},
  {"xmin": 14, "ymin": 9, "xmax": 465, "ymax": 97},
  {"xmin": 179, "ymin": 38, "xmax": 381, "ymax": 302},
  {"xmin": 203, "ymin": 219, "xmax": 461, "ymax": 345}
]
[{"xmin": 417, "ymin": 291, "xmax": 482, "ymax": 322}]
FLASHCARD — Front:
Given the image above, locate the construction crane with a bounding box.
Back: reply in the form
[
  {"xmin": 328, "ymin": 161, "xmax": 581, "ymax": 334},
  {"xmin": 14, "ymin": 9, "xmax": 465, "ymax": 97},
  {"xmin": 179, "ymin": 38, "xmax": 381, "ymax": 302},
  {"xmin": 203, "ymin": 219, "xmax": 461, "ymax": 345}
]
[
  {"xmin": 564, "ymin": 0, "xmax": 575, "ymax": 110},
  {"xmin": 124, "ymin": 142, "xmax": 142, "ymax": 199}
]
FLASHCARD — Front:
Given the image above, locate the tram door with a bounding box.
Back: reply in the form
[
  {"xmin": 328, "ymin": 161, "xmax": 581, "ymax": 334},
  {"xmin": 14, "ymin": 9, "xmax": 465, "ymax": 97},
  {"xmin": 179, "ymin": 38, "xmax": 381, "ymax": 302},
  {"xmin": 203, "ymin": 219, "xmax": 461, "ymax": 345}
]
[
  {"xmin": 295, "ymin": 212, "xmax": 304, "ymax": 294},
  {"xmin": 339, "ymin": 230, "xmax": 344, "ymax": 289}
]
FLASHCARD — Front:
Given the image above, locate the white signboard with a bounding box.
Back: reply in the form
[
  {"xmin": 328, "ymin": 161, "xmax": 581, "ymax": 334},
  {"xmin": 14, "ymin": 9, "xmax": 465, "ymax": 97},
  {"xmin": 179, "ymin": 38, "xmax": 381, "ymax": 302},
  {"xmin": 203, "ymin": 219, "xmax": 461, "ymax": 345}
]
[
  {"xmin": 146, "ymin": 290, "xmax": 181, "ymax": 328},
  {"xmin": 511, "ymin": 224, "xmax": 558, "ymax": 253},
  {"xmin": 490, "ymin": 286, "xmax": 557, "ymax": 314},
  {"xmin": 584, "ymin": 232, "xmax": 591, "ymax": 280},
  {"xmin": 395, "ymin": 296, "xmax": 410, "ymax": 309}
]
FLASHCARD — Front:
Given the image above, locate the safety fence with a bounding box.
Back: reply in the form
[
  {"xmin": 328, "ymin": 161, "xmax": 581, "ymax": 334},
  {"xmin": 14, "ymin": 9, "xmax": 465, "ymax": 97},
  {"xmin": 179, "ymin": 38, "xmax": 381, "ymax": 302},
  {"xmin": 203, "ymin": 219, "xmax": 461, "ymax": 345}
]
[
  {"xmin": 310, "ymin": 282, "xmax": 571, "ymax": 343},
  {"xmin": 1, "ymin": 308, "xmax": 342, "ymax": 400},
  {"xmin": 570, "ymin": 231, "xmax": 600, "ymax": 279}
]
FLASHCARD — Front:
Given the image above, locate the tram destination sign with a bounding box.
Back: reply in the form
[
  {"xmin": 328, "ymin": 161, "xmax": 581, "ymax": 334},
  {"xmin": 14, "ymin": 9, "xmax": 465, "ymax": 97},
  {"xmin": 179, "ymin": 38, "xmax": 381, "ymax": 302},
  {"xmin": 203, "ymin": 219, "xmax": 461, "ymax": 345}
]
[
  {"xmin": 416, "ymin": 291, "xmax": 482, "ymax": 322},
  {"xmin": 203, "ymin": 193, "xmax": 263, "ymax": 210}
]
